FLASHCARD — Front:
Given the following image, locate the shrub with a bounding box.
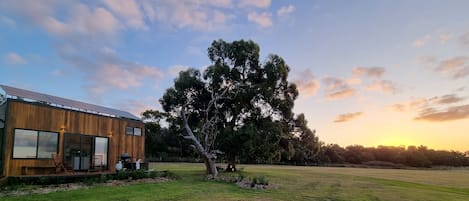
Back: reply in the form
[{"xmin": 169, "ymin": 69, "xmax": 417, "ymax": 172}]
[{"xmin": 250, "ymin": 176, "xmax": 269, "ymax": 187}]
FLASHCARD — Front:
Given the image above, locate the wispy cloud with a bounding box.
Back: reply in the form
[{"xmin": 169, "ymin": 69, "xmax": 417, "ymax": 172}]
[
  {"xmin": 238, "ymin": 0, "xmax": 271, "ymax": 8},
  {"xmin": 366, "ymin": 80, "xmax": 398, "ymax": 94},
  {"xmin": 0, "ymin": 15, "xmax": 15, "ymax": 26},
  {"xmin": 415, "ymin": 104, "xmax": 469, "ymax": 122},
  {"xmin": 391, "ymin": 94, "xmax": 466, "ymax": 113},
  {"xmin": 413, "ymin": 35, "xmax": 431, "ymax": 47},
  {"xmin": 4, "ymin": 52, "xmax": 26, "ymax": 64},
  {"xmin": 141, "ymin": 0, "xmax": 234, "ymax": 31},
  {"xmin": 248, "ymin": 11, "xmax": 272, "ymax": 28},
  {"xmin": 293, "ymin": 69, "xmax": 320, "ymax": 97},
  {"xmin": 352, "ymin": 66, "xmax": 385, "ymax": 78},
  {"xmin": 459, "ymin": 32, "xmax": 469, "ymax": 49},
  {"xmin": 168, "ymin": 65, "xmax": 190, "ymax": 77},
  {"xmin": 323, "ymin": 77, "xmax": 356, "ymax": 100},
  {"xmin": 439, "ymin": 33, "xmax": 451, "ymax": 44},
  {"xmin": 56, "ymin": 44, "xmax": 164, "ymax": 99},
  {"xmin": 390, "ymin": 93, "xmax": 468, "ymax": 122},
  {"xmin": 431, "ymin": 94, "xmax": 465, "ymax": 105},
  {"xmin": 416, "ymin": 55, "xmax": 437, "ymax": 65},
  {"xmin": 277, "ymin": 5, "xmax": 295, "ymax": 17},
  {"xmin": 102, "ymin": 0, "xmax": 147, "ymax": 30},
  {"xmin": 333, "ymin": 112, "xmax": 363, "ymax": 123},
  {"xmin": 436, "ymin": 56, "xmax": 469, "ymax": 79},
  {"xmin": 114, "ymin": 97, "xmax": 160, "ymax": 117}
]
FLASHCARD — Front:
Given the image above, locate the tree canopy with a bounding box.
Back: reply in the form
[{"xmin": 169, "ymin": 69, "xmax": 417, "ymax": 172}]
[{"xmin": 159, "ymin": 39, "xmax": 313, "ymax": 174}]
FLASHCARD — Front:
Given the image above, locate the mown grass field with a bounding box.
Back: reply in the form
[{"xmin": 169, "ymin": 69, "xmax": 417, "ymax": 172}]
[{"xmin": 3, "ymin": 162, "xmax": 469, "ymax": 201}]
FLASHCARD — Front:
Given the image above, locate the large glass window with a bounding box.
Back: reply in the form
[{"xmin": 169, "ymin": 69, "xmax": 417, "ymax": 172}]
[
  {"xmin": 13, "ymin": 129, "xmax": 38, "ymax": 158},
  {"xmin": 37, "ymin": 131, "xmax": 59, "ymax": 158},
  {"xmin": 13, "ymin": 129, "xmax": 58, "ymax": 159}
]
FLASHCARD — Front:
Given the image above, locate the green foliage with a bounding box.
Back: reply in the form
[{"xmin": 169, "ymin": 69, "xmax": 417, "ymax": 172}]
[
  {"xmin": 236, "ymin": 168, "xmax": 245, "ymax": 181},
  {"xmin": 250, "ymin": 176, "xmax": 269, "ymax": 187},
  {"xmin": 160, "ymin": 39, "xmax": 306, "ymax": 168},
  {"xmin": 315, "ymin": 144, "xmax": 469, "ymax": 168}
]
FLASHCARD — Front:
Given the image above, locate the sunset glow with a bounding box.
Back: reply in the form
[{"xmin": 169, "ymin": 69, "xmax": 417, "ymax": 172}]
[{"xmin": 1, "ymin": 1, "xmax": 468, "ymax": 151}]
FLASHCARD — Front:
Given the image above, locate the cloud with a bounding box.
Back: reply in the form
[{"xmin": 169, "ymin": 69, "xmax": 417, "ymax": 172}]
[
  {"xmin": 459, "ymin": 32, "xmax": 469, "ymax": 49},
  {"xmin": 391, "ymin": 93, "xmax": 469, "ymax": 122},
  {"xmin": 366, "ymin": 80, "xmax": 398, "ymax": 94},
  {"xmin": 436, "ymin": 56, "xmax": 469, "ymax": 79},
  {"xmin": 414, "ymin": 104, "xmax": 469, "ymax": 122},
  {"xmin": 141, "ymin": 0, "xmax": 234, "ymax": 31},
  {"xmin": 4, "ymin": 52, "xmax": 26, "ymax": 64},
  {"xmin": 50, "ymin": 68, "xmax": 65, "ymax": 76},
  {"xmin": 322, "ymin": 77, "xmax": 356, "ymax": 100},
  {"xmin": 102, "ymin": 0, "xmax": 147, "ymax": 30},
  {"xmin": 95, "ymin": 64, "xmax": 162, "ymax": 90},
  {"xmin": 1, "ymin": 1, "xmax": 166, "ymax": 97},
  {"xmin": 293, "ymin": 69, "xmax": 320, "ymax": 97},
  {"xmin": 238, "ymin": 0, "xmax": 271, "ymax": 8},
  {"xmin": 390, "ymin": 103, "xmax": 406, "ymax": 112},
  {"xmin": 413, "ymin": 35, "xmax": 431, "ymax": 47},
  {"xmin": 56, "ymin": 43, "xmax": 164, "ymax": 100},
  {"xmin": 431, "ymin": 94, "xmax": 465, "ymax": 105},
  {"xmin": 168, "ymin": 65, "xmax": 190, "ymax": 76},
  {"xmin": 352, "ymin": 66, "xmax": 385, "ymax": 78},
  {"xmin": 1, "ymin": 1, "xmax": 121, "ymax": 38},
  {"xmin": 439, "ymin": 33, "xmax": 450, "ymax": 44},
  {"xmin": 416, "ymin": 55, "xmax": 437, "ymax": 64},
  {"xmin": 0, "ymin": 15, "xmax": 15, "ymax": 26},
  {"xmin": 115, "ymin": 97, "xmax": 160, "ymax": 117},
  {"xmin": 277, "ymin": 5, "xmax": 295, "ymax": 17},
  {"xmin": 333, "ymin": 112, "xmax": 363, "ymax": 123},
  {"xmin": 391, "ymin": 94, "xmax": 465, "ymax": 113},
  {"xmin": 248, "ymin": 11, "xmax": 272, "ymax": 28}
]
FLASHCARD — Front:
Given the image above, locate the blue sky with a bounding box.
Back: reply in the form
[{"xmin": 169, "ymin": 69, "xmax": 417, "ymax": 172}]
[{"xmin": 1, "ymin": 0, "xmax": 469, "ymax": 151}]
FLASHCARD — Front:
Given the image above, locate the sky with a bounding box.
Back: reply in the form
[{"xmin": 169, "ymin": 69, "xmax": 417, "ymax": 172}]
[{"xmin": 1, "ymin": 0, "xmax": 468, "ymax": 151}]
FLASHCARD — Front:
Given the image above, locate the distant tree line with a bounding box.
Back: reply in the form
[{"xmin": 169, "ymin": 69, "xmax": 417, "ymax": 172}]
[
  {"xmin": 142, "ymin": 39, "xmax": 469, "ymax": 170},
  {"xmin": 144, "ymin": 110, "xmax": 469, "ymax": 168},
  {"xmin": 318, "ymin": 144, "xmax": 469, "ymax": 168}
]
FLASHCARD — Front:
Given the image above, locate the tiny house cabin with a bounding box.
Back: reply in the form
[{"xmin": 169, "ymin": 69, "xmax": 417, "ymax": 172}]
[{"xmin": 0, "ymin": 85, "xmax": 145, "ymax": 177}]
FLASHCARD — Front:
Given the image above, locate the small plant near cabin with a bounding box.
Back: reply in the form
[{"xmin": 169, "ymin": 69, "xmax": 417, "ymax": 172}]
[{"xmin": 250, "ymin": 176, "xmax": 269, "ymax": 187}]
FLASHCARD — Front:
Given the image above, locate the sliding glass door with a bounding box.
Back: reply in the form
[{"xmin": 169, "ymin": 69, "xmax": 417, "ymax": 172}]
[{"xmin": 64, "ymin": 134, "xmax": 108, "ymax": 171}]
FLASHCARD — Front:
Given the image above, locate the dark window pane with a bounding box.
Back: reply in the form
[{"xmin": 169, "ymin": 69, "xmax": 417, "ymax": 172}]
[{"xmin": 126, "ymin": 127, "xmax": 133, "ymax": 135}]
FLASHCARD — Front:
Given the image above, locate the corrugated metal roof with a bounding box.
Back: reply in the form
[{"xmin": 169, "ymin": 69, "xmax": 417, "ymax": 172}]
[{"xmin": 0, "ymin": 84, "xmax": 140, "ymax": 120}]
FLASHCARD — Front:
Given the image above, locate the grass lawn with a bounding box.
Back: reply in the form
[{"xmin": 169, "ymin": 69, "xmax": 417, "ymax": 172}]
[{"xmin": 3, "ymin": 162, "xmax": 469, "ymax": 201}]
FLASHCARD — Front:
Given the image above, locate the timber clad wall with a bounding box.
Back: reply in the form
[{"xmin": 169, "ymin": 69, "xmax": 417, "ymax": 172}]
[{"xmin": 3, "ymin": 100, "xmax": 145, "ymax": 176}]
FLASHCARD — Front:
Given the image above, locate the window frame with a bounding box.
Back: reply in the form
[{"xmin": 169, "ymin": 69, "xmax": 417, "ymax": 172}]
[
  {"xmin": 125, "ymin": 126, "xmax": 142, "ymax": 137},
  {"xmin": 125, "ymin": 126, "xmax": 134, "ymax": 135},
  {"xmin": 94, "ymin": 136, "xmax": 109, "ymax": 168},
  {"xmin": 133, "ymin": 127, "xmax": 142, "ymax": 136},
  {"xmin": 12, "ymin": 128, "xmax": 59, "ymax": 160}
]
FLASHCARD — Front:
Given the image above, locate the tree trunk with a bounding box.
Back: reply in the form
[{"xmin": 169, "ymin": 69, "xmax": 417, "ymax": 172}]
[
  {"xmin": 204, "ymin": 153, "xmax": 218, "ymax": 177},
  {"xmin": 181, "ymin": 110, "xmax": 218, "ymax": 177},
  {"xmin": 225, "ymin": 154, "xmax": 237, "ymax": 172}
]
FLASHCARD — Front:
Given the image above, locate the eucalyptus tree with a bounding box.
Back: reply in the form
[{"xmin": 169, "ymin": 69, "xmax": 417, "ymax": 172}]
[
  {"xmin": 160, "ymin": 39, "xmax": 300, "ymax": 175},
  {"xmin": 205, "ymin": 39, "xmax": 298, "ymax": 169}
]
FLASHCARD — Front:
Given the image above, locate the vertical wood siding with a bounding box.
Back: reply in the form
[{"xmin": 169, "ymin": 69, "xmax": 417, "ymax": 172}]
[{"xmin": 3, "ymin": 100, "xmax": 145, "ymax": 176}]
